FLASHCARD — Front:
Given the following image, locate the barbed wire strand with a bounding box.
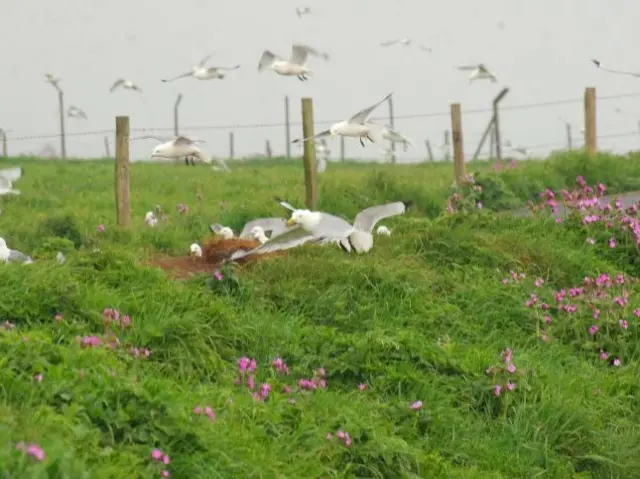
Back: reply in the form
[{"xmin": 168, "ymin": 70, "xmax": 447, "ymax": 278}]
[{"xmin": 5, "ymin": 91, "xmax": 640, "ymax": 142}]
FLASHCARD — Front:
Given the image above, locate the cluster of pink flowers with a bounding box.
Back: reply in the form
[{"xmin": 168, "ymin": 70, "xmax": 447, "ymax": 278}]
[
  {"xmin": 16, "ymin": 442, "xmax": 45, "ymax": 462},
  {"xmin": 103, "ymin": 308, "xmax": 132, "ymax": 329},
  {"xmin": 193, "ymin": 405, "xmax": 216, "ymax": 422},
  {"xmin": 492, "ymin": 159, "xmax": 518, "ymax": 172},
  {"xmin": 130, "ymin": 347, "xmax": 151, "ymax": 358},
  {"xmin": 271, "ymin": 357, "xmax": 290, "ymax": 375},
  {"xmin": 521, "ymin": 269, "xmax": 634, "ymax": 364},
  {"xmin": 486, "ymin": 348, "xmax": 517, "ymax": 396},
  {"xmin": 502, "ymin": 270, "xmax": 526, "ymax": 285},
  {"xmin": 297, "ymin": 368, "xmax": 327, "ymax": 391},
  {"xmin": 177, "ymin": 203, "xmax": 189, "ymax": 215},
  {"xmin": 233, "ymin": 356, "xmax": 271, "ymax": 401},
  {"xmin": 150, "ymin": 448, "xmax": 171, "ymax": 477},
  {"xmin": 445, "ymin": 174, "xmax": 484, "ymax": 213},
  {"xmin": 326, "ymin": 430, "xmax": 352, "ymax": 447},
  {"xmin": 96, "ymin": 224, "xmax": 105, "ymax": 233}
]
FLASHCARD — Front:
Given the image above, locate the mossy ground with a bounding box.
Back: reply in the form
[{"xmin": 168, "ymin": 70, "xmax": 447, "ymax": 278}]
[{"xmin": 2, "ymin": 152, "xmax": 640, "ymax": 478}]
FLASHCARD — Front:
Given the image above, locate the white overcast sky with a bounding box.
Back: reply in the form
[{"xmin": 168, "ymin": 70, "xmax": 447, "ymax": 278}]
[{"xmin": 1, "ymin": 0, "xmax": 640, "ymax": 162}]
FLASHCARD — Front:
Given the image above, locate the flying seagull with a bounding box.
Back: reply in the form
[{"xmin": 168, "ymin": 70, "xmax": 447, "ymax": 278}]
[
  {"xmin": 132, "ymin": 135, "xmax": 231, "ymax": 171},
  {"xmin": 258, "ymin": 44, "xmax": 329, "ymax": 81},
  {"xmin": 296, "ymin": 6, "xmax": 311, "ymax": 17},
  {"xmin": 292, "ymin": 93, "xmax": 393, "ymax": 147},
  {"xmin": 380, "ymin": 38, "xmax": 432, "ymax": 51},
  {"xmin": 161, "ymin": 53, "xmax": 240, "ymax": 82},
  {"xmin": 67, "ymin": 105, "xmax": 88, "ymax": 119},
  {"xmin": 44, "ymin": 73, "xmax": 61, "ymax": 89},
  {"xmin": 230, "ymin": 198, "xmax": 412, "ymax": 260},
  {"xmin": 591, "ymin": 59, "xmax": 640, "ymax": 78},
  {"xmin": 110, "ymin": 78, "xmax": 142, "ymax": 93},
  {"xmin": 0, "ymin": 167, "xmax": 23, "ymax": 195},
  {"xmin": 457, "ymin": 63, "xmax": 498, "ymax": 83}
]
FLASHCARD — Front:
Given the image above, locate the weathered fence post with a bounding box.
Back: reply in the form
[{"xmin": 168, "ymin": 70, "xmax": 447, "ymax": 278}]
[
  {"xmin": 0, "ymin": 129, "xmax": 7, "ymax": 158},
  {"xmin": 387, "ymin": 95, "xmax": 396, "ymax": 163},
  {"xmin": 492, "ymin": 88, "xmax": 509, "ymax": 161},
  {"xmin": 229, "ymin": 132, "xmax": 235, "ymax": 160},
  {"xmin": 301, "ymin": 98, "xmax": 318, "ymax": 210},
  {"xmin": 443, "ymin": 130, "xmax": 451, "ymax": 161},
  {"xmin": 584, "ymin": 87, "xmax": 596, "ymax": 156},
  {"xmin": 450, "ymin": 103, "xmax": 466, "ymax": 185},
  {"xmin": 284, "ymin": 96, "xmax": 291, "ymax": 159},
  {"xmin": 115, "ymin": 116, "xmax": 131, "ymax": 228},
  {"xmin": 173, "ymin": 94, "xmax": 183, "ymax": 136},
  {"xmin": 104, "ymin": 136, "xmax": 111, "ymax": 158},
  {"xmin": 58, "ymin": 90, "xmax": 66, "ymax": 159},
  {"xmin": 340, "ymin": 137, "xmax": 345, "ymax": 161},
  {"xmin": 566, "ymin": 123, "xmax": 572, "ymax": 150},
  {"xmin": 425, "ymin": 140, "xmax": 434, "ymax": 162}
]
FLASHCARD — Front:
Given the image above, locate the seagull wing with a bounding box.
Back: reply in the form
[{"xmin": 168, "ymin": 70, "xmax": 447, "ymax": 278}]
[
  {"xmin": 348, "ymin": 93, "xmax": 393, "ymax": 124},
  {"xmin": 292, "ymin": 129, "xmax": 331, "ymax": 144},
  {"xmin": 8, "ymin": 249, "xmax": 32, "ymax": 263},
  {"xmin": 592, "ymin": 59, "xmax": 640, "ymax": 77},
  {"xmin": 0, "ymin": 167, "xmax": 23, "ymax": 183},
  {"xmin": 161, "ymin": 71, "xmax": 194, "ymax": 82},
  {"xmin": 353, "ymin": 201, "xmax": 412, "ymax": 233},
  {"xmin": 198, "ymin": 52, "xmax": 215, "ymax": 68},
  {"xmin": 174, "ymin": 136, "xmax": 197, "ymax": 146},
  {"xmin": 273, "ymin": 197, "xmax": 300, "ymax": 213},
  {"xmin": 110, "ymin": 79, "xmax": 125, "ymax": 92},
  {"xmin": 130, "ymin": 135, "xmax": 173, "ymax": 142},
  {"xmin": 419, "ymin": 44, "xmax": 432, "ymax": 52},
  {"xmin": 230, "ymin": 225, "xmax": 317, "ymax": 260},
  {"xmin": 292, "ymin": 44, "xmax": 329, "ymax": 62},
  {"xmin": 457, "ymin": 65, "xmax": 479, "ymax": 71},
  {"xmin": 258, "ymin": 50, "xmax": 280, "ymax": 72},
  {"xmin": 380, "ymin": 39, "xmax": 399, "ymax": 47},
  {"xmin": 213, "ymin": 64, "xmax": 241, "ymax": 72}
]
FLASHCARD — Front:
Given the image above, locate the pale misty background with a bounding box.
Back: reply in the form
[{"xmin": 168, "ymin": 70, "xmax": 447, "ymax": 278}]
[{"xmin": 2, "ymin": 0, "xmax": 640, "ymax": 162}]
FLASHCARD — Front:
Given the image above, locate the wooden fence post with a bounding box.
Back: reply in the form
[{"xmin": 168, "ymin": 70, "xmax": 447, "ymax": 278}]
[
  {"xmin": 450, "ymin": 103, "xmax": 466, "ymax": 185},
  {"xmin": 492, "ymin": 88, "xmax": 509, "ymax": 161},
  {"xmin": 340, "ymin": 137, "xmax": 345, "ymax": 161},
  {"xmin": 0, "ymin": 129, "xmax": 7, "ymax": 158},
  {"xmin": 58, "ymin": 90, "xmax": 66, "ymax": 159},
  {"xmin": 566, "ymin": 123, "xmax": 572, "ymax": 150},
  {"xmin": 584, "ymin": 87, "xmax": 596, "ymax": 156},
  {"xmin": 104, "ymin": 136, "xmax": 111, "ymax": 158},
  {"xmin": 229, "ymin": 132, "xmax": 235, "ymax": 160},
  {"xmin": 425, "ymin": 140, "xmax": 434, "ymax": 161},
  {"xmin": 387, "ymin": 95, "xmax": 396, "ymax": 163},
  {"xmin": 443, "ymin": 130, "xmax": 451, "ymax": 161},
  {"xmin": 174, "ymin": 94, "xmax": 183, "ymax": 136},
  {"xmin": 115, "ymin": 116, "xmax": 131, "ymax": 228},
  {"xmin": 301, "ymin": 98, "xmax": 318, "ymax": 210},
  {"xmin": 284, "ymin": 96, "xmax": 291, "ymax": 159}
]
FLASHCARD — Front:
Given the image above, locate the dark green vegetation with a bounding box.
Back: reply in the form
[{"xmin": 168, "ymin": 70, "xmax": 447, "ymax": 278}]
[{"xmin": 1, "ymin": 152, "xmax": 640, "ymax": 478}]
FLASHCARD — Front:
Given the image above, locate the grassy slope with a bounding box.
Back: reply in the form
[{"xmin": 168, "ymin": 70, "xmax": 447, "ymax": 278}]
[{"xmin": 1, "ymin": 153, "xmax": 640, "ymax": 477}]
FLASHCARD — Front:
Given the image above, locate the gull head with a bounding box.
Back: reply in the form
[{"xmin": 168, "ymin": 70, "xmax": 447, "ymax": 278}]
[
  {"xmin": 189, "ymin": 243, "xmax": 203, "ymax": 257},
  {"xmin": 286, "ymin": 209, "xmax": 321, "ymax": 230},
  {"xmin": 250, "ymin": 226, "xmax": 269, "ymax": 244}
]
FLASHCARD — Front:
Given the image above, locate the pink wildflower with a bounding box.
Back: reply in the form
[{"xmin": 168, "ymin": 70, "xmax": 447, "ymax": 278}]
[
  {"xmin": 358, "ymin": 383, "xmax": 367, "ymax": 391},
  {"xmin": 410, "ymin": 400, "xmax": 423, "ymax": 410},
  {"xmin": 613, "ymin": 358, "xmax": 621, "ymax": 367},
  {"xmin": 97, "ymin": 224, "xmax": 105, "ymax": 233},
  {"xmin": 151, "ymin": 449, "xmax": 163, "ymax": 461},
  {"xmin": 588, "ymin": 325, "xmax": 599, "ymax": 335},
  {"xmin": 494, "ymin": 385, "xmax": 502, "ymax": 397}
]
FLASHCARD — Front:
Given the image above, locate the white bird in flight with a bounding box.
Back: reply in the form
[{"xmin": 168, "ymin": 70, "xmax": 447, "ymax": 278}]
[
  {"xmin": 380, "ymin": 38, "xmax": 431, "ymax": 52},
  {"xmin": 296, "ymin": 6, "xmax": 311, "ymax": 17},
  {"xmin": 504, "ymin": 140, "xmax": 529, "ymax": 156},
  {"xmin": 591, "ymin": 59, "xmax": 640, "ymax": 78},
  {"xmin": 131, "ymin": 135, "xmax": 213, "ymax": 165},
  {"xmin": 457, "ymin": 63, "xmax": 498, "ymax": 83},
  {"xmin": 110, "ymin": 78, "xmax": 142, "ymax": 93},
  {"xmin": 67, "ymin": 105, "xmax": 88, "ymax": 119},
  {"xmin": 161, "ymin": 53, "xmax": 241, "ymax": 82},
  {"xmin": 44, "ymin": 73, "xmax": 61, "ymax": 89},
  {"xmin": 258, "ymin": 44, "xmax": 329, "ymax": 81},
  {"xmin": 292, "ymin": 93, "xmax": 393, "ymax": 148}
]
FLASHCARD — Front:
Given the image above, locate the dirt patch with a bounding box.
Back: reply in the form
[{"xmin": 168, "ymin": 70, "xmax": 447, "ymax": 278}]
[{"xmin": 147, "ymin": 237, "xmax": 285, "ymax": 279}]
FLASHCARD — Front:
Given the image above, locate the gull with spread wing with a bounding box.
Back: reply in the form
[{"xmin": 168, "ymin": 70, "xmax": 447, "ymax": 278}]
[
  {"xmin": 591, "ymin": 59, "xmax": 640, "ymax": 78},
  {"xmin": 230, "ymin": 198, "xmax": 412, "ymax": 260},
  {"xmin": 380, "ymin": 37, "xmax": 432, "ymax": 52},
  {"xmin": 67, "ymin": 105, "xmax": 88, "ymax": 119},
  {"xmin": 0, "ymin": 167, "xmax": 23, "ymax": 196},
  {"xmin": 44, "ymin": 73, "xmax": 61, "ymax": 89},
  {"xmin": 292, "ymin": 93, "xmax": 393, "ymax": 148},
  {"xmin": 131, "ymin": 135, "xmax": 214, "ymax": 166},
  {"xmin": 258, "ymin": 44, "xmax": 329, "ymax": 81},
  {"xmin": 110, "ymin": 78, "xmax": 142, "ymax": 93},
  {"xmin": 457, "ymin": 63, "xmax": 498, "ymax": 83},
  {"xmin": 161, "ymin": 52, "xmax": 240, "ymax": 82}
]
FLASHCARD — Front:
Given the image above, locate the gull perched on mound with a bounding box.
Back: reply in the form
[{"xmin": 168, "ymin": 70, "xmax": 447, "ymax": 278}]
[
  {"xmin": 0, "ymin": 167, "xmax": 23, "ymax": 196},
  {"xmin": 0, "ymin": 237, "xmax": 33, "ymax": 264},
  {"xmin": 144, "ymin": 211, "xmax": 158, "ymax": 227},
  {"xmin": 292, "ymin": 93, "xmax": 393, "ymax": 148},
  {"xmin": 110, "ymin": 78, "xmax": 142, "ymax": 93},
  {"xmin": 457, "ymin": 63, "xmax": 498, "ymax": 83},
  {"xmin": 230, "ymin": 198, "xmax": 412, "ymax": 260},
  {"xmin": 67, "ymin": 105, "xmax": 88, "ymax": 119},
  {"xmin": 258, "ymin": 44, "xmax": 329, "ymax": 81},
  {"xmin": 161, "ymin": 52, "xmax": 241, "ymax": 82}
]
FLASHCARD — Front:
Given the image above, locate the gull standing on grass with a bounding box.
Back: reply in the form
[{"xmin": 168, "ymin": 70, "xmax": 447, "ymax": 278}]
[
  {"xmin": 591, "ymin": 59, "xmax": 640, "ymax": 78},
  {"xmin": 110, "ymin": 78, "xmax": 142, "ymax": 93},
  {"xmin": 0, "ymin": 167, "xmax": 23, "ymax": 195},
  {"xmin": 230, "ymin": 198, "xmax": 412, "ymax": 260},
  {"xmin": 258, "ymin": 44, "xmax": 329, "ymax": 81},
  {"xmin": 292, "ymin": 93, "xmax": 393, "ymax": 148},
  {"xmin": 67, "ymin": 106, "xmax": 88, "ymax": 119},
  {"xmin": 0, "ymin": 238, "xmax": 33, "ymax": 264},
  {"xmin": 457, "ymin": 63, "xmax": 498, "ymax": 83},
  {"xmin": 161, "ymin": 52, "xmax": 241, "ymax": 82}
]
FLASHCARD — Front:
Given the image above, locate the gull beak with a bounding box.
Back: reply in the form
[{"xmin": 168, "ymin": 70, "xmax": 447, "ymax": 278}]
[{"xmin": 286, "ymin": 217, "xmax": 297, "ymax": 226}]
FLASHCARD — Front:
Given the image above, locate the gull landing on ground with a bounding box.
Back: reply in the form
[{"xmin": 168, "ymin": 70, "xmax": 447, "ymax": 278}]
[
  {"xmin": 258, "ymin": 44, "xmax": 329, "ymax": 81},
  {"xmin": 131, "ymin": 135, "xmax": 211, "ymax": 165},
  {"xmin": 67, "ymin": 105, "xmax": 87, "ymax": 119},
  {"xmin": 380, "ymin": 38, "xmax": 432, "ymax": 52},
  {"xmin": 161, "ymin": 53, "xmax": 240, "ymax": 82},
  {"xmin": 292, "ymin": 93, "xmax": 393, "ymax": 148},
  {"xmin": 591, "ymin": 59, "xmax": 640, "ymax": 78},
  {"xmin": 110, "ymin": 78, "xmax": 142, "ymax": 93},
  {"xmin": 457, "ymin": 63, "xmax": 498, "ymax": 83}
]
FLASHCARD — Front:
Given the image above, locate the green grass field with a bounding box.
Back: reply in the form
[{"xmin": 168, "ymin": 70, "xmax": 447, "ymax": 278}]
[{"xmin": 2, "ymin": 151, "xmax": 640, "ymax": 478}]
